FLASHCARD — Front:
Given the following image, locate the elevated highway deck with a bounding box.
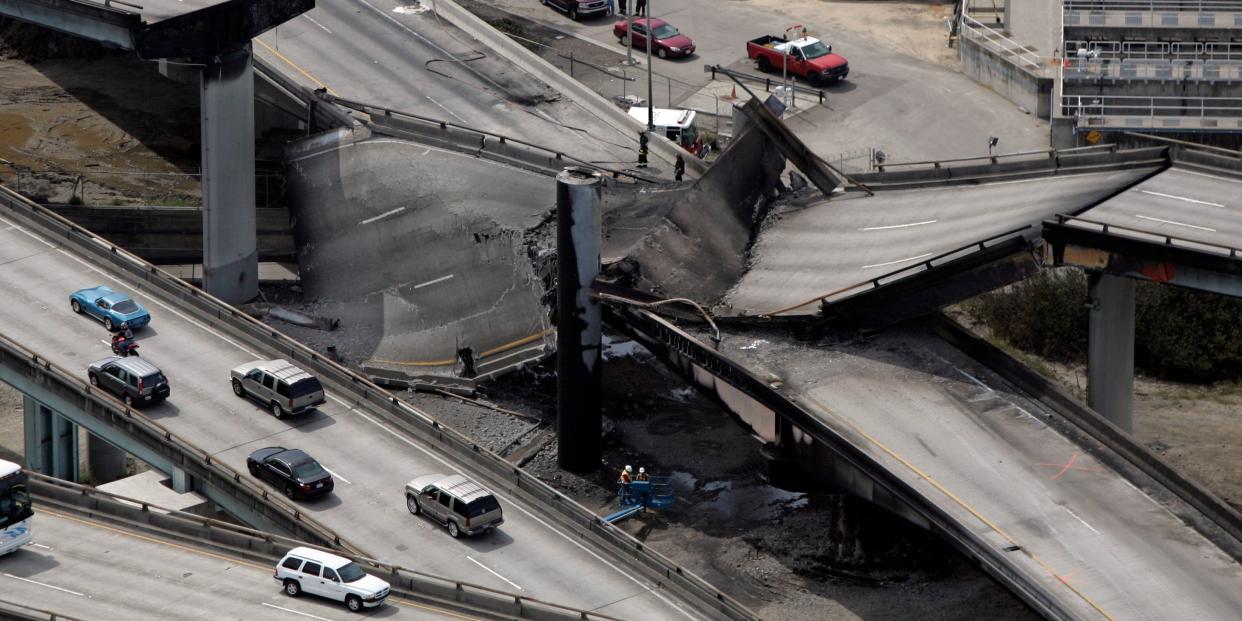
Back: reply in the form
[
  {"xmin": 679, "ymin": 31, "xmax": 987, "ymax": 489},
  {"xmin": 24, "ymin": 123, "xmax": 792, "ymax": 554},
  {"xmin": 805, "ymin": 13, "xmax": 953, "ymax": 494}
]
[{"xmin": 0, "ymin": 186, "xmax": 705, "ymax": 620}]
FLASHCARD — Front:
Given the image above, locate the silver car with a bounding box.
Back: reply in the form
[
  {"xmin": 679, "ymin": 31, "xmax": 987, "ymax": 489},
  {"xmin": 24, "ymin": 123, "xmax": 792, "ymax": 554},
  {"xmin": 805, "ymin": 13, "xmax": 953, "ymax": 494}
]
[
  {"xmin": 230, "ymin": 359, "xmax": 325, "ymax": 418},
  {"xmin": 404, "ymin": 474, "xmax": 504, "ymax": 538}
]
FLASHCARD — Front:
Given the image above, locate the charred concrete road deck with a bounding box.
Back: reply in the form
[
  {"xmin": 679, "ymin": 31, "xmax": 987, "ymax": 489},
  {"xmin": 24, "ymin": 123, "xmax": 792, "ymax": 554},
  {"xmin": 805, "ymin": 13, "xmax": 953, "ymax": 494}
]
[
  {"xmin": 695, "ymin": 324, "xmax": 1242, "ymax": 620},
  {"xmin": 721, "ymin": 167, "xmax": 1157, "ymax": 317}
]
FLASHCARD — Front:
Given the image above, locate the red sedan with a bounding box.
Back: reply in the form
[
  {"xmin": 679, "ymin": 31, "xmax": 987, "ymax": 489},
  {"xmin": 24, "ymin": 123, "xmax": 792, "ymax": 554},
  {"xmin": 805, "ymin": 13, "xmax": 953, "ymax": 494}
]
[{"xmin": 613, "ymin": 18, "xmax": 695, "ymax": 59}]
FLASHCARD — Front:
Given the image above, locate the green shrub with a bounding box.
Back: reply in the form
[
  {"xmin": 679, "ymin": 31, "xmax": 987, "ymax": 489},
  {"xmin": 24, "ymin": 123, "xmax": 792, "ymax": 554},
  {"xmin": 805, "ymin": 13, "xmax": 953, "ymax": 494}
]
[{"xmin": 966, "ymin": 269, "xmax": 1242, "ymax": 384}]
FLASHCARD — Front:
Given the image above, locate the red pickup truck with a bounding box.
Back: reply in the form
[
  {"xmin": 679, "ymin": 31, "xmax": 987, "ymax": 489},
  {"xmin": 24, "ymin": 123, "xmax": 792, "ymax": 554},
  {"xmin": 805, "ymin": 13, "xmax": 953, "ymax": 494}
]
[{"xmin": 746, "ymin": 35, "xmax": 849, "ymax": 85}]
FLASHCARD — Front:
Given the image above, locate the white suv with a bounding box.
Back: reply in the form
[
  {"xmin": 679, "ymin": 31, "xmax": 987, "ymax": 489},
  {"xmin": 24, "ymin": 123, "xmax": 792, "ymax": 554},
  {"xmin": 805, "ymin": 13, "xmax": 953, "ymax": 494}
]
[{"xmin": 274, "ymin": 546, "xmax": 390, "ymax": 612}]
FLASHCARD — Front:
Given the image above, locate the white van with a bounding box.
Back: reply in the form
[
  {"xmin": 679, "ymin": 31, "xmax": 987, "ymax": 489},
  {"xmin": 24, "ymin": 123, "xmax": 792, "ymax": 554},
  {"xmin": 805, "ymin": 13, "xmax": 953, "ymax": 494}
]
[
  {"xmin": 628, "ymin": 106, "xmax": 706, "ymax": 156},
  {"xmin": 274, "ymin": 546, "xmax": 390, "ymax": 612}
]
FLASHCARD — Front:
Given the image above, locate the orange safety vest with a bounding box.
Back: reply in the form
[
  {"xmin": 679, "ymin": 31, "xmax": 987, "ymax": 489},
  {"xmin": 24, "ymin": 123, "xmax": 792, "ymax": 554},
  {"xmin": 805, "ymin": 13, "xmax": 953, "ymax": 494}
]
[{"xmin": 619, "ymin": 471, "xmax": 632, "ymax": 484}]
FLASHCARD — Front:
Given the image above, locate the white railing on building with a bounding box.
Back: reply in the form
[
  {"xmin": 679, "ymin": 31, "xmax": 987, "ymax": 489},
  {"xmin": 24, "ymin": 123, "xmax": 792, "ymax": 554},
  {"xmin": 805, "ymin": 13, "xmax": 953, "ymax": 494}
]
[{"xmin": 959, "ymin": 14, "xmax": 1056, "ymax": 77}]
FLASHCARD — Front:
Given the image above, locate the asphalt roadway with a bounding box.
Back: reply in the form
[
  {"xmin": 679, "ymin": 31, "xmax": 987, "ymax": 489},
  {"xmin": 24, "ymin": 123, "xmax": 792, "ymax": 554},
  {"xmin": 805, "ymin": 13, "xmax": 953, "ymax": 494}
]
[
  {"xmin": 714, "ymin": 326, "xmax": 1242, "ymax": 620},
  {"xmin": 0, "ymin": 215, "xmax": 696, "ymax": 620},
  {"xmin": 722, "ymin": 167, "xmax": 1157, "ymax": 315},
  {"xmin": 1069, "ymin": 166, "xmax": 1242, "ymax": 255},
  {"xmin": 0, "ymin": 510, "xmax": 465, "ymax": 620}
]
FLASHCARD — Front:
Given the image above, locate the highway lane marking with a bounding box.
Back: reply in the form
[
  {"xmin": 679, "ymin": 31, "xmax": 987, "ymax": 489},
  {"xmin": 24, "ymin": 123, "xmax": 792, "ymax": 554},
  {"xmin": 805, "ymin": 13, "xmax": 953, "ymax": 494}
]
[
  {"xmin": 1133, "ymin": 214, "xmax": 1217, "ymax": 232},
  {"xmin": 303, "ymin": 14, "xmax": 333, "ymax": 34},
  {"xmin": 414, "ymin": 274, "xmax": 454, "ymax": 289},
  {"xmin": 359, "ymin": 206, "xmax": 406, "ymax": 225},
  {"xmin": 860, "ymin": 219, "xmax": 937, "ymax": 231},
  {"xmin": 3, "ymin": 573, "xmax": 88, "ymax": 597},
  {"xmin": 953, "ymin": 366, "xmax": 993, "ymax": 392},
  {"xmin": 861, "ymin": 252, "xmax": 933, "ymax": 270},
  {"xmin": 340, "ymin": 406, "xmax": 698, "ymax": 620},
  {"xmin": 1138, "ymin": 189, "xmax": 1225, "ymax": 208},
  {"xmin": 802, "ymin": 394, "xmax": 1117, "ymax": 621},
  {"xmin": 467, "ymin": 555, "xmax": 523, "ymax": 591},
  {"xmin": 260, "ymin": 603, "xmax": 333, "ymax": 620},
  {"xmin": 1063, "ymin": 507, "xmax": 1102, "ymax": 535},
  {"xmin": 29, "ymin": 543, "xmax": 52, "ymax": 550},
  {"xmin": 254, "ymin": 39, "xmax": 339, "ymax": 97},
  {"xmin": 425, "ymin": 95, "xmax": 469, "ymax": 124},
  {"xmin": 322, "ymin": 465, "xmax": 352, "ymax": 485}
]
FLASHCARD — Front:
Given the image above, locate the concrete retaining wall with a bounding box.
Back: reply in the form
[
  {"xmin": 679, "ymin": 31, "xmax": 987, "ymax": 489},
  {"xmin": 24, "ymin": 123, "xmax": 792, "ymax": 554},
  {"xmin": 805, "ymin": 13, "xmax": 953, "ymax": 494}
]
[{"xmin": 961, "ymin": 37, "xmax": 1053, "ymax": 118}]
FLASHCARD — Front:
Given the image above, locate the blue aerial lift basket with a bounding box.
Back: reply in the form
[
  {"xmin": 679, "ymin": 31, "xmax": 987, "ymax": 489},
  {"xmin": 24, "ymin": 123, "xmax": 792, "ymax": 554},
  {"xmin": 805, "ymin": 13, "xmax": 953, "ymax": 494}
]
[{"xmin": 603, "ymin": 476, "xmax": 674, "ymax": 523}]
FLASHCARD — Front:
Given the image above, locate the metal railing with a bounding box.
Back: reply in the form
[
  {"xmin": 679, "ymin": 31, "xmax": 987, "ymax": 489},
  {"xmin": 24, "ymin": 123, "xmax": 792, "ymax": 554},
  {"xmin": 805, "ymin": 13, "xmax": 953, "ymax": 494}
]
[
  {"xmin": 1064, "ymin": 0, "xmax": 1242, "ymax": 11},
  {"xmin": 759, "ymin": 226, "xmax": 1033, "ymax": 316},
  {"xmin": 1064, "ymin": 3, "xmax": 1242, "ymax": 27},
  {"xmin": 1053, "ymin": 213, "xmax": 1240, "ymax": 257},
  {"xmin": 704, "ymin": 64, "xmax": 827, "ymax": 104},
  {"xmin": 1062, "ymin": 58, "xmax": 1242, "ymax": 80},
  {"xmin": 29, "ymin": 473, "xmax": 628, "ymax": 621},
  {"xmin": 1065, "ymin": 39, "xmax": 1242, "ymax": 60},
  {"xmin": 0, "ymin": 183, "xmax": 758, "ymax": 621},
  {"xmin": 1062, "ymin": 94, "xmax": 1242, "ymax": 118},
  {"xmin": 871, "ymin": 143, "xmax": 1119, "ymax": 172},
  {"xmin": 959, "ymin": 14, "xmax": 1054, "ymax": 76}
]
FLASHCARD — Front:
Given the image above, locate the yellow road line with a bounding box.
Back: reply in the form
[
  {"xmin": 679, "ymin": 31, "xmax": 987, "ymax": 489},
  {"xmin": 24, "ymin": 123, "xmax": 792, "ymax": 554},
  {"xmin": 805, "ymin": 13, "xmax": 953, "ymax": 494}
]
[
  {"xmin": 36, "ymin": 508, "xmax": 483, "ymax": 620},
  {"xmin": 803, "ymin": 395, "xmax": 1116, "ymax": 621},
  {"xmin": 254, "ymin": 39, "xmax": 339, "ymax": 97}
]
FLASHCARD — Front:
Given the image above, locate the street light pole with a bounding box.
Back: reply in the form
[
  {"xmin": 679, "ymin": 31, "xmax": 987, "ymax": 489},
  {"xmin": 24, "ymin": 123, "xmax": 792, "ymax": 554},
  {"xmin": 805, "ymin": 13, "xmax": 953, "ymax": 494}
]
[
  {"xmin": 645, "ymin": 0, "xmax": 654, "ymax": 131},
  {"xmin": 625, "ymin": 3, "xmax": 635, "ymax": 66}
]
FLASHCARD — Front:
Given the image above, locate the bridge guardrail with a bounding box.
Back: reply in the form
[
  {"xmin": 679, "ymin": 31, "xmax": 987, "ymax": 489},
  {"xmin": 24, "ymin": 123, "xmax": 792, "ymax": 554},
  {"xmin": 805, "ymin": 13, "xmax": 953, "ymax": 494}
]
[
  {"xmin": 28, "ymin": 473, "xmax": 629, "ymax": 621},
  {"xmin": 0, "ymin": 184, "xmax": 758, "ymax": 621},
  {"xmin": 0, "ymin": 597, "xmax": 83, "ymax": 621}
]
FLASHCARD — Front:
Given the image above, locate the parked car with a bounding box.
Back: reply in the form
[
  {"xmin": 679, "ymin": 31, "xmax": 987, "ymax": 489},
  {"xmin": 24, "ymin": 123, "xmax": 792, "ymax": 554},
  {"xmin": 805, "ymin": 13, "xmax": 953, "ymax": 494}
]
[
  {"xmin": 70, "ymin": 286, "xmax": 150, "ymax": 332},
  {"xmin": 542, "ymin": 0, "xmax": 607, "ymax": 21},
  {"xmin": 230, "ymin": 359, "xmax": 326, "ymax": 418},
  {"xmin": 248, "ymin": 447, "xmax": 334, "ymax": 500},
  {"xmin": 275, "ymin": 546, "xmax": 390, "ymax": 612},
  {"xmin": 613, "ymin": 18, "xmax": 695, "ymax": 59},
  {"xmin": 746, "ymin": 35, "xmax": 849, "ymax": 84},
  {"xmin": 87, "ymin": 356, "xmax": 170, "ymax": 408},
  {"xmin": 405, "ymin": 474, "xmax": 503, "ymax": 538}
]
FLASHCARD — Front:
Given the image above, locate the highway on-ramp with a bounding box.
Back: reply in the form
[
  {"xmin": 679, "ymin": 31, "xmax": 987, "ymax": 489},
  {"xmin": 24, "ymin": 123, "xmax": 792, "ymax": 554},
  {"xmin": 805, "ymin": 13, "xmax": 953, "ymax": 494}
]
[
  {"xmin": 0, "ymin": 210, "xmax": 697, "ymax": 620},
  {"xmin": 0, "ymin": 509, "xmax": 466, "ymax": 620}
]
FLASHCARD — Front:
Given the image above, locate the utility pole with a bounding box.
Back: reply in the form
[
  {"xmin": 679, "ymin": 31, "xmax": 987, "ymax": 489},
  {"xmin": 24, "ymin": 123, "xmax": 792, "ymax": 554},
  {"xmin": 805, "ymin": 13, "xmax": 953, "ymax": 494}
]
[
  {"xmin": 624, "ymin": 1, "xmax": 635, "ymax": 66},
  {"xmin": 646, "ymin": 0, "xmax": 654, "ymax": 131}
]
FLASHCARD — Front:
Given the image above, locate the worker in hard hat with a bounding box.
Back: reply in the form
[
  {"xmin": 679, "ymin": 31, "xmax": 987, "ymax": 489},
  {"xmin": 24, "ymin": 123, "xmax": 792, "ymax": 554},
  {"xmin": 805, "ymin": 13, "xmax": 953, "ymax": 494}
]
[
  {"xmin": 635, "ymin": 467, "xmax": 650, "ymax": 481},
  {"xmin": 618, "ymin": 465, "xmax": 633, "ymax": 502}
]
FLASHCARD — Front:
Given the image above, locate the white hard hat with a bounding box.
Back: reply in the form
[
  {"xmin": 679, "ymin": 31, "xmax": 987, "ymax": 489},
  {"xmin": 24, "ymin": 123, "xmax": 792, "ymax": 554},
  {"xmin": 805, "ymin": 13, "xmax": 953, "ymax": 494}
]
[
  {"xmin": 624, "ymin": 465, "xmax": 632, "ymax": 472},
  {"xmin": 638, "ymin": 467, "xmax": 646, "ymax": 473}
]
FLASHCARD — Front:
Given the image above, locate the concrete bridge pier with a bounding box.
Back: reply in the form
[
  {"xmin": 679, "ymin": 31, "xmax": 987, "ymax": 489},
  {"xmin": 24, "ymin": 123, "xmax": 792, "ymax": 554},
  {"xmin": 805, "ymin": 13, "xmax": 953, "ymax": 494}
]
[
  {"xmin": 556, "ymin": 168, "xmax": 603, "ymax": 472},
  {"xmin": 1087, "ymin": 272, "xmax": 1135, "ymax": 433},
  {"xmin": 201, "ymin": 44, "xmax": 259, "ymax": 303},
  {"xmin": 23, "ymin": 397, "xmax": 78, "ymax": 481}
]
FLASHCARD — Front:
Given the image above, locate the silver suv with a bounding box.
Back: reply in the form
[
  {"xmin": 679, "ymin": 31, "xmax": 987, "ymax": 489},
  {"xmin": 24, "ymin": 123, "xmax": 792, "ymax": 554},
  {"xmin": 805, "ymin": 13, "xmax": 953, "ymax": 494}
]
[
  {"xmin": 405, "ymin": 474, "xmax": 504, "ymax": 538},
  {"xmin": 87, "ymin": 356, "xmax": 170, "ymax": 408},
  {"xmin": 230, "ymin": 359, "xmax": 325, "ymax": 418},
  {"xmin": 274, "ymin": 546, "xmax": 390, "ymax": 612}
]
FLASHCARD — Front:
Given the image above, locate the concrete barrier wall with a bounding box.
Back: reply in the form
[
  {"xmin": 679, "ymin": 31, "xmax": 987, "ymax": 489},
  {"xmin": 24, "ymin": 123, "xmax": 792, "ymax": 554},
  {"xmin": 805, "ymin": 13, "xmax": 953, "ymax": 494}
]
[
  {"xmin": 28, "ymin": 474, "xmax": 630, "ymax": 621},
  {"xmin": 429, "ymin": 0, "xmax": 708, "ymax": 177},
  {"xmin": 960, "ymin": 37, "xmax": 1053, "ymax": 118},
  {"xmin": 0, "ymin": 183, "xmax": 758, "ymax": 621}
]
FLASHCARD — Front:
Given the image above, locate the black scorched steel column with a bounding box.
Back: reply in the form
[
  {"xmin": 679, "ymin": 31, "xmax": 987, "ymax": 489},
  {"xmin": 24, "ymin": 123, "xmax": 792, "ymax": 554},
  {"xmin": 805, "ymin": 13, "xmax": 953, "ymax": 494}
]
[{"xmin": 556, "ymin": 167, "xmax": 603, "ymax": 472}]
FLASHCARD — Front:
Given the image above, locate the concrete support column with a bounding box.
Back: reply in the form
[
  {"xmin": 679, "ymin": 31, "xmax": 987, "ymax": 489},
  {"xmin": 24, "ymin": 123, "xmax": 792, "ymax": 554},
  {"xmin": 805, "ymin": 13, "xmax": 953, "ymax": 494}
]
[
  {"xmin": 23, "ymin": 397, "xmax": 78, "ymax": 481},
  {"xmin": 1087, "ymin": 272, "xmax": 1135, "ymax": 432},
  {"xmin": 88, "ymin": 434, "xmax": 126, "ymax": 484},
  {"xmin": 556, "ymin": 168, "xmax": 603, "ymax": 472},
  {"xmin": 200, "ymin": 44, "xmax": 258, "ymax": 303},
  {"xmin": 171, "ymin": 466, "xmax": 191, "ymax": 494}
]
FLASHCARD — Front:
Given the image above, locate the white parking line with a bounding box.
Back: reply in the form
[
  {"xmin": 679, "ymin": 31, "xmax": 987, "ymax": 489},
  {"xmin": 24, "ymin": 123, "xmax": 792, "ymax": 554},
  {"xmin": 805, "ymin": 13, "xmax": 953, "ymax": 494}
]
[
  {"xmin": 467, "ymin": 555, "xmax": 523, "ymax": 591},
  {"xmin": 1134, "ymin": 214, "xmax": 1217, "ymax": 232},
  {"xmin": 29, "ymin": 543, "xmax": 53, "ymax": 551},
  {"xmin": 359, "ymin": 207, "xmax": 405, "ymax": 226},
  {"xmin": 861, "ymin": 252, "xmax": 933, "ymax": 270},
  {"xmin": 413, "ymin": 274, "xmax": 453, "ymax": 290},
  {"xmin": 860, "ymin": 220, "xmax": 937, "ymax": 231},
  {"xmin": 260, "ymin": 602, "xmax": 333, "ymax": 620},
  {"xmin": 322, "ymin": 466, "xmax": 351, "ymax": 485},
  {"xmin": 1138, "ymin": 189, "xmax": 1224, "ymax": 208},
  {"xmin": 1063, "ymin": 507, "xmax": 1102, "ymax": 535},
  {"xmin": 4, "ymin": 573, "xmax": 88, "ymax": 597}
]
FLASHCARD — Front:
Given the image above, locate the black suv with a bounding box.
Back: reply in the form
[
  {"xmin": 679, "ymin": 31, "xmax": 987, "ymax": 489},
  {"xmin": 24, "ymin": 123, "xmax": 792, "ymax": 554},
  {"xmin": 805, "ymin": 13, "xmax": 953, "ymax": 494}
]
[
  {"xmin": 542, "ymin": 0, "xmax": 608, "ymax": 21},
  {"xmin": 87, "ymin": 356, "xmax": 170, "ymax": 407}
]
